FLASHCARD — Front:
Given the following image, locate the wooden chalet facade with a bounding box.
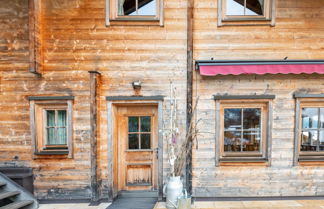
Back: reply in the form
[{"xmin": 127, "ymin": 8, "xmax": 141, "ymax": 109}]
[{"xmin": 0, "ymin": 0, "xmax": 324, "ymax": 202}]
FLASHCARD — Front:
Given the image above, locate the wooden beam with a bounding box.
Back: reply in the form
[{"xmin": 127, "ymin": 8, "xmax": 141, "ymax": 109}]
[
  {"xmin": 89, "ymin": 71, "xmax": 101, "ymax": 204},
  {"xmin": 28, "ymin": 0, "xmax": 40, "ymax": 74},
  {"xmin": 186, "ymin": 0, "xmax": 194, "ymax": 197}
]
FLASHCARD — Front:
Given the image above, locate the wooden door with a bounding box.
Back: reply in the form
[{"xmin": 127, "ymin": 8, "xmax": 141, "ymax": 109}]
[{"xmin": 116, "ymin": 105, "xmax": 158, "ymax": 191}]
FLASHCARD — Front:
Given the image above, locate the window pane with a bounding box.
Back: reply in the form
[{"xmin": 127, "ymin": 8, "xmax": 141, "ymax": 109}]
[
  {"xmin": 320, "ymin": 108, "xmax": 324, "ymax": 128},
  {"xmin": 128, "ymin": 117, "xmax": 139, "ymax": 132},
  {"xmin": 128, "ymin": 134, "xmax": 139, "ymax": 149},
  {"xmin": 141, "ymin": 134, "xmax": 151, "ymax": 149},
  {"xmin": 57, "ymin": 128, "xmax": 67, "ymax": 145},
  {"xmin": 246, "ymin": 0, "xmax": 264, "ymax": 15},
  {"xmin": 140, "ymin": 116, "xmax": 151, "ymax": 132},
  {"xmin": 224, "ymin": 109, "xmax": 242, "ymax": 130},
  {"xmin": 300, "ymin": 131, "xmax": 318, "ymax": 151},
  {"xmin": 138, "ymin": 0, "xmax": 156, "ymax": 15},
  {"xmin": 320, "ymin": 131, "xmax": 324, "ymax": 151},
  {"xmin": 118, "ymin": 0, "xmax": 136, "ymax": 15},
  {"xmin": 57, "ymin": 110, "xmax": 67, "ymax": 127},
  {"xmin": 224, "ymin": 131, "xmax": 241, "ymax": 152},
  {"xmin": 242, "ymin": 131, "xmax": 261, "ymax": 151},
  {"xmin": 302, "ymin": 108, "xmax": 318, "ymax": 129},
  {"xmin": 47, "ymin": 128, "xmax": 55, "ymax": 145},
  {"xmin": 47, "ymin": 110, "xmax": 55, "ymax": 126},
  {"xmin": 226, "ymin": 0, "xmax": 244, "ymax": 15},
  {"xmin": 243, "ymin": 108, "xmax": 261, "ymax": 130}
]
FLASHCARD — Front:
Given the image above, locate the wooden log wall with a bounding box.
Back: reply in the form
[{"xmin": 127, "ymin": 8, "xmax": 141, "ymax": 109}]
[
  {"xmin": 0, "ymin": 0, "xmax": 188, "ymax": 200},
  {"xmin": 193, "ymin": 0, "xmax": 324, "ymax": 197}
]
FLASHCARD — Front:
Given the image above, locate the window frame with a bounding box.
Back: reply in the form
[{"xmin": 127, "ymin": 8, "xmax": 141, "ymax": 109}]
[
  {"xmin": 106, "ymin": 0, "xmax": 164, "ymax": 26},
  {"xmin": 214, "ymin": 95, "xmax": 274, "ymax": 165},
  {"xmin": 127, "ymin": 115, "xmax": 152, "ymax": 150},
  {"xmin": 29, "ymin": 96, "xmax": 73, "ymax": 158},
  {"xmin": 217, "ymin": 0, "xmax": 276, "ymax": 26},
  {"xmin": 294, "ymin": 94, "xmax": 324, "ymax": 163}
]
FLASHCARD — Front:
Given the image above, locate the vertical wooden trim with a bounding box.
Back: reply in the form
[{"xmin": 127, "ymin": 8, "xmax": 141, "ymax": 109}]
[
  {"xmin": 186, "ymin": 0, "xmax": 194, "ymax": 196},
  {"xmin": 217, "ymin": 0, "xmax": 223, "ymax": 26},
  {"xmin": 159, "ymin": 0, "xmax": 164, "ymax": 26},
  {"xmin": 270, "ymin": 0, "xmax": 276, "ymax": 26},
  {"xmin": 67, "ymin": 100, "xmax": 73, "ymax": 158},
  {"xmin": 293, "ymin": 99, "xmax": 300, "ymax": 166},
  {"xmin": 215, "ymin": 100, "xmax": 220, "ymax": 166},
  {"xmin": 105, "ymin": 0, "xmax": 110, "ymax": 26},
  {"xmin": 89, "ymin": 72, "xmax": 100, "ymax": 203},
  {"xmin": 28, "ymin": 0, "xmax": 36, "ymax": 73},
  {"xmin": 267, "ymin": 101, "xmax": 273, "ymax": 166},
  {"xmin": 107, "ymin": 101, "xmax": 114, "ymax": 201},
  {"xmin": 157, "ymin": 101, "xmax": 163, "ymax": 200},
  {"xmin": 30, "ymin": 100, "xmax": 36, "ymax": 158}
]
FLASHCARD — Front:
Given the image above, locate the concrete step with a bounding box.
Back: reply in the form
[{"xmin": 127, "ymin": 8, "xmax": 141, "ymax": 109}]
[
  {"xmin": 119, "ymin": 190, "xmax": 158, "ymax": 198},
  {"xmin": 0, "ymin": 200, "xmax": 34, "ymax": 209},
  {"xmin": 0, "ymin": 191, "xmax": 20, "ymax": 201},
  {"xmin": 0, "ymin": 182, "xmax": 6, "ymax": 188}
]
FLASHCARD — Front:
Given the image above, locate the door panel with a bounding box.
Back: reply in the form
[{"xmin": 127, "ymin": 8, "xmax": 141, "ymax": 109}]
[{"xmin": 116, "ymin": 105, "xmax": 158, "ymax": 191}]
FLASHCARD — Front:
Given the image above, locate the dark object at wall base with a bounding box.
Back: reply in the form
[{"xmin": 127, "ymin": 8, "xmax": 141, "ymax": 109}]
[{"xmin": 0, "ymin": 167, "xmax": 34, "ymax": 194}]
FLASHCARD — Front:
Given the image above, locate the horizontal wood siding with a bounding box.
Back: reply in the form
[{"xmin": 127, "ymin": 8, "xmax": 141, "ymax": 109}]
[
  {"xmin": 193, "ymin": 0, "xmax": 324, "ymax": 197},
  {"xmin": 0, "ymin": 0, "xmax": 187, "ymax": 200}
]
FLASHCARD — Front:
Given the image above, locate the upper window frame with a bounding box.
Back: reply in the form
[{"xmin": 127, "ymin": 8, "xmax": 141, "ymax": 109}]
[
  {"xmin": 214, "ymin": 95, "xmax": 274, "ymax": 165},
  {"xmin": 29, "ymin": 96, "xmax": 73, "ymax": 158},
  {"xmin": 294, "ymin": 94, "xmax": 324, "ymax": 164},
  {"xmin": 217, "ymin": 0, "xmax": 276, "ymax": 26},
  {"xmin": 106, "ymin": 0, "xmax": 164, "ymax": 26}
]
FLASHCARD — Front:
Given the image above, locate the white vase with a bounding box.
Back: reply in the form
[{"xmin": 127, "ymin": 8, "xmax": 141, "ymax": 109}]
[{"xmin": 165, "ymin": 176, "xmax": 183, "ymax": 209}]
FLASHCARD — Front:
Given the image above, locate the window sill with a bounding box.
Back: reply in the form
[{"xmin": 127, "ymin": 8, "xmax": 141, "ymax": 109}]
[
  {"xmin": 220, "ymin": 157, "xmax": 267, "ymax": 163},
  {"xmin": 218, "ymin": 19, "xmax": 274, "ymax": 27},
  {"xmin": 108, "ymin": 19, "xmax": 162, "ymax": 27},
  {"xmin": 33, "ymin": 150, "xmax": 70, "ymax": 159},
  {"xmin": 219, "ymin": 158, "xmax": 268, "ymax": 166}
]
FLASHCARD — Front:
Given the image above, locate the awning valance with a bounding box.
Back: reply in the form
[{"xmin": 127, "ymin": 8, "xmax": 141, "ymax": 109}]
[{"xmin": 195, "ymin": 60, "xmax": 324, "ymax": 76}]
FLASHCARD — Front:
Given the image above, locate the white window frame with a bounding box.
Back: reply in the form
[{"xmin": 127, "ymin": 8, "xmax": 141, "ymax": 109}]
[
  {"xmin": 218, "ymin": 0, "xmax": 276, "ymax": 26},
  {"xmin": 106, "ymin": 0, "xmax": 164, "ymax": 26}
]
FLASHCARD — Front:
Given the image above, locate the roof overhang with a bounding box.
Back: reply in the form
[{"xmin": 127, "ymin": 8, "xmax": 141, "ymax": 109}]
[{"xmin": 195, "ymin": 60, "xmax": 324, "ymax": 76}]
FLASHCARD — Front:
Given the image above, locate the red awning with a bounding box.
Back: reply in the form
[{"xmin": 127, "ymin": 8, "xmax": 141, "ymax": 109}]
[{"xmin": 196, "ymin": 60, "xmax": 324, "ymax": 76}]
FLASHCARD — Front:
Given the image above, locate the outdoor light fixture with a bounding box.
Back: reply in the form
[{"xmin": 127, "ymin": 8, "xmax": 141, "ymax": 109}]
[{"xmin": 132, "ymin": 80, "xmax": 142, "ymax": 90}]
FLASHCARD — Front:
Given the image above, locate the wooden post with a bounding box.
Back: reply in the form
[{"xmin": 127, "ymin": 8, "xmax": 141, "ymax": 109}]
[
  {"xmin": 28, "ymin": 0, "xmax": 41, "ymax": 75},
  {"xmin": 89, "ymin": 71, "xmax": 101, "ymax": 204},
  {"xmin": 186, "ymin": 0, "xmax": 194, "ymax": 197}
]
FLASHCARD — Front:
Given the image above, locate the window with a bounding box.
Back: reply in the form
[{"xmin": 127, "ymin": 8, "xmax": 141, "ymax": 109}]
[
  {"xmin": 106, "ymin": 0, "xmax": 163, "ymax": 26},
  {"xmin": 128, "ymin": 116, "xmax": 151, "ymax": 150},
  {"xmin": 29, "ymin": 96, "xmax": 73, "ymax": 157},
  {"xmin": 295, "ymin": 94, "xmax": 324, "ymax": 162},
  {"xmin": 215, "ymin": 95, "xmax": 274, "ymax": 164},
  {"xmin": 218, "ymin": 0, "xmax": 275, "ymax": 26}
]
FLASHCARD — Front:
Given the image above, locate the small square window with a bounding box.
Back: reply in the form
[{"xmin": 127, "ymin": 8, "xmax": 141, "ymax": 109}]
[
  {"xmin": 106, "ymin": 0, "xmax": 164, "ymax": 26},
  {"xmin": 218, "ymin": 0, "xmax": 275, "ymax": 26},
  {"xmin": 295, "ymin": 95, "xmax": 324, "ymax": 162},
  {"xmin": 29, "ymin": 96, "xmax": 73, "ymax": 157},
  {"xmin": 127, "ymin": 116, "xmax": 151, "ymax": 150}
]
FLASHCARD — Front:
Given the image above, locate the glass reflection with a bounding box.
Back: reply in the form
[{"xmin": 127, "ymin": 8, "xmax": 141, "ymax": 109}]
[
  {"xmin": 141, "ymin": 134, "xmax": 151, "ymax": 149},
  {"xmin": 302, "ymin": 108, "xmax": 318, "ymax": 129},
  {"xmin": 128, "ymin": 117, "xmax": 139, "ymax": 132},
  {"xmin": 243, "ymin": 108, "xmax": 261, "ymax": 130},
  {"xmin": 226, "ymin": 0, "xmax": 264, "ymax": 16},
  {"xmin": 129, "ymin": 134, "xmax": 139, "ymax": 149},
  {"xmin": 300, "ymin": 131, "xmax": 318, "ymax": 151},
  {"xmin": 140, "ymin": 116, "xmax": 151, "ymax": 132},
  {"xmin": 224, "ymin": 131, "xmax": 241, "ymax": 152},
  {"xmin": 224, "ymin": 109, "xmax": 242, "ymax": 130},
  {"xmin": 242, "ymin": 131, "xmax": 260, "ymax": 151},
  {"xmin": 118, "ymin": 0, "xmax": 156, "ymax": 16}
]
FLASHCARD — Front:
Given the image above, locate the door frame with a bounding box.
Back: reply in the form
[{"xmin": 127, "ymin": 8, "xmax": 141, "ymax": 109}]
[{"xmin": 106, "ymin": 96, "xmax": 164, "ymax": 201}]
